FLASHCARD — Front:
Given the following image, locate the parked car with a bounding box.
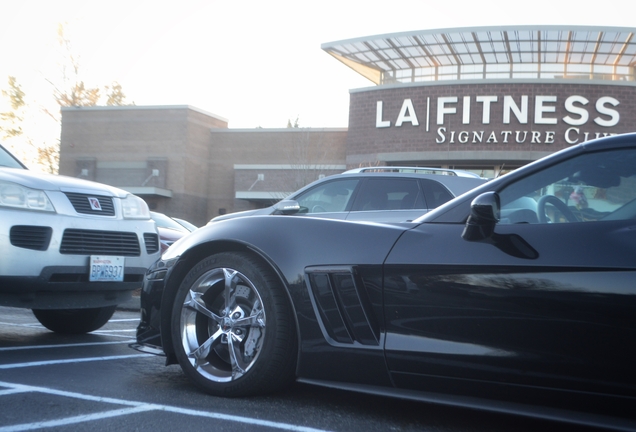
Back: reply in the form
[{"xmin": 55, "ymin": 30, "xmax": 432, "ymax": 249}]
[
  {"xmin": 0, "ymin": 144, "xmax": 161, "ymax": 333},
  {"xmin": 172, "ymin": 217, "xmax": 198, "ymax": 232},
  {"xmin": 132, "ymin": 133, "xmax": 636, "ymax": 428},
  {"xmin": 150, "ymin": 211, "xmax": 196, "ymax": 252},
  {"xmin": 210, "ymin": 167, "xmax": 487, "ymax": 224}
]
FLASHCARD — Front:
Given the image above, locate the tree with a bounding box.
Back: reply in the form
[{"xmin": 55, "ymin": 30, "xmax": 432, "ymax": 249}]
[
  {"xmin": 0, "ymin": 76, "xmax": 25, "ymax": 140},
  {"xmin": 286, "ymin": 116, "xmax": 300, "ymax": 128},
  {"xmin": 105, "ymin": 82, "xmax": 128, "ymax": 106},
  {"xmin": 278, "ymin": 126, "xmax": 341, "ymax": 197},
  {"xmin": 46, "ymin": 23, "xmax": 131, "ymax": 111},
  {"xmin": 5, "ymin": 22, "xmax": 132, "ymax": 174}
]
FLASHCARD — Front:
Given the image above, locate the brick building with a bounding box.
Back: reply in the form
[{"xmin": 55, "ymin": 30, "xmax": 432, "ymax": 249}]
[{"xmin": 60, "ymin": 25, "xmax": 636, "ymax": 225}]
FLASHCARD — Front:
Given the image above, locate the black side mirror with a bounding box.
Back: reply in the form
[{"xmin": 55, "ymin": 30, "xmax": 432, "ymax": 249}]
[
  {"xmin": 462, "ymin": 192, "xmax": 500, "ymax": 242},
  {"xmin": 273, "ymin": 200, "xmax": 301, "ymax": 215},
  {"xmin": 462, "ymin": 191, "xmax": 538, "ymax": 259}
]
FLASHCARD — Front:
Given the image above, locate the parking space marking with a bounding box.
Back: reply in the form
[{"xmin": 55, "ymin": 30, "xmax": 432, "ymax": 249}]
[
  {"xmin": 89, "ymin": 332, "xmax": 137, "ymax": 339},
  {"xmin": 0, "ymin": 381, "xmax": 330, "ymax": 432},
  {"xmin": 0, "ymin": 388, "xmax": 28, "ymax": 397},
  {"xmin": 0, "ymin": 406, "xmax": 157, "ymax": 431},
  {"xmin": 0, "ymin": 340, "xmax": 135, "ymax": 352},
  {"xmin": 0, "ymin": 354, "xmax": 153, "ymax": 369},
  {"xmin": 93, "ymin": 329, "xmax": 136, "ymax": 333},
  {"xmin": 0, "ymin": 322, "xmax": 43, "ymax": 329}
]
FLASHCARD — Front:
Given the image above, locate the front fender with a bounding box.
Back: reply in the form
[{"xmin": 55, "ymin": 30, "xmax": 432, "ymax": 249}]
[{"xmin": 157, "ymin": 216, "xmax": 410, "ymax": 362}]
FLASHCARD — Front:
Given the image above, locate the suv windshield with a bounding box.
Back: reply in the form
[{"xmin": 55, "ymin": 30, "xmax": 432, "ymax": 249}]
[{"xmin": 0, "ymin": 145, "xmax": 26, "ymax": 169}]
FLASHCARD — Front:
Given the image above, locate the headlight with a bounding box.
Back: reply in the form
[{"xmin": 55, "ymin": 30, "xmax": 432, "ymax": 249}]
[
  {"xmin": 121, "ymin": 194, "xmax": 150, "ymax": 219},
  {"xmin": 0, "ymin": 180, "xmax": 55, "ymax": 212}
]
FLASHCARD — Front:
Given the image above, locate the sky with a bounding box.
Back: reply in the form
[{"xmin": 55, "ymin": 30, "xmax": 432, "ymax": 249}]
[{"xmin": 0, "ymin": 0, "xmax": 633, "ymax": 135}]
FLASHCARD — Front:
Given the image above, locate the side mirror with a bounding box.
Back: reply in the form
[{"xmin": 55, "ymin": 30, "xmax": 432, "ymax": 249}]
[
  {"xmin": 462, "ymin": 192, "xmax": 500, "ymax": 242},
  {"xmin": 273, "ymin": 200, "xmax": 301, "ymax": 215}
]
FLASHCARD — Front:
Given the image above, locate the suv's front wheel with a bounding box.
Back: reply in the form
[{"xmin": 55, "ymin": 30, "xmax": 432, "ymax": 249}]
[{"xmin": 32, "ymin": 306, "xmax": 117, "ymax": 334}]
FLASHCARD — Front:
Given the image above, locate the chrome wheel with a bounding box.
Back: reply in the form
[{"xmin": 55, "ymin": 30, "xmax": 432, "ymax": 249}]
[
  {"xmin": 179, "ymin": 266, "xmax": 266, "ymax": 382},
  {"xmin": 172, "ymin": 252, "xmax": 297, "ymax": 396}
]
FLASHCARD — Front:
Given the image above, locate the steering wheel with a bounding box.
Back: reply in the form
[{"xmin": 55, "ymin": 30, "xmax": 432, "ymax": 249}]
[
  {"xmin": 537, "ymin": 195, "xmax": 578, "ymax": 223},
  {"xmin": 311, "ymin": 205, "xmax": 327, "ymax": 213}
]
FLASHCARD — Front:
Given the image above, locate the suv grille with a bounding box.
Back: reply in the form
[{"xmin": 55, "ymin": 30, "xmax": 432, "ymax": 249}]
[
  {"xmin": 10, "ymin": 226, "xmax": 53, "ymax": 251},
  {"xmin": 60, "ymin": 229, "xmax": 141, "ymax": 256},
  {"xmin": 64, "ymin": 193, "xmax": 115, "ymax": 216},
  {"xmin": 144, "ymin": 233, "xmax": 160, "ymax": 254}
]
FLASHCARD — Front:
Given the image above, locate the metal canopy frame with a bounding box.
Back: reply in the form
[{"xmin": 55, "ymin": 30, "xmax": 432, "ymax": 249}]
[{"xmin": 321, "ymin": 25, "xmax": 636, "ymax": 85}]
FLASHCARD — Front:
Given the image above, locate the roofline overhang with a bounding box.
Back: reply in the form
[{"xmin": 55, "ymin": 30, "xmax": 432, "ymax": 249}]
[{"xmin": 321, "ymin": 25, "xmax": 636, "ymax": 49}]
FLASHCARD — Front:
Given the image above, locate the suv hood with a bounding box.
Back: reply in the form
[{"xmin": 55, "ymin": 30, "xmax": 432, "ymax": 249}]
[{"xmin": 0, "ymin": 166, "xmax": 129, "ymax": 197}]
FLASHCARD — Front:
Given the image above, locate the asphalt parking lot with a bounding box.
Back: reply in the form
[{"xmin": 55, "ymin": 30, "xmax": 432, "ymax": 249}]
[
  {"xmin": 0, "ymin": 305, "xmax": 609, "ymax": 432},
  {"xmin": 1, "ymin": 306, "xmax": 340, "ymax": 432}
]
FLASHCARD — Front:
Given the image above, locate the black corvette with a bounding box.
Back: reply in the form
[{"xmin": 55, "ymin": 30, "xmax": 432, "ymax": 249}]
[{"xmin": 133, "ymin": 133, "xmax": 636, "ymax": 430}]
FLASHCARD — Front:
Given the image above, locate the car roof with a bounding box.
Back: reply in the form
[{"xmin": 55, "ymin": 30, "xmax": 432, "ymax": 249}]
[
  {"xmin": 343, "ymin": 166, "xmax": 482, "ymax": 178},
  {"xmin": 289, "ymin": 170, "xmax": 487, "ymax": 199}
]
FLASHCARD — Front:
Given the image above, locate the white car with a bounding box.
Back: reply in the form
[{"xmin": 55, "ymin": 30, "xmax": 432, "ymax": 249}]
[{"xmin": 0, "ymin": 144, "xmax": 161, "ymax": 333}]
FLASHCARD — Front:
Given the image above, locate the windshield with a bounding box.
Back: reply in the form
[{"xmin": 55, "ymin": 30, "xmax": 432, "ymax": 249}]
[
  {"xmin": 151, "ymin": 211, "xmax": 190, "ymax": 232},
  {"xmin": 499, "ymin": 148, "xmax": 636, "ymax": 224},
  {"xmin": 0, "ymin": 145, "xmax": 26, "ymax": 169}
]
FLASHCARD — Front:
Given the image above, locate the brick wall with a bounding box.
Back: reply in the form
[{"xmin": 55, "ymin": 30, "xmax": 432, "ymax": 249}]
[{"xmin": 347, "ymin": 81, "xmax": 636, "ymax": 166}]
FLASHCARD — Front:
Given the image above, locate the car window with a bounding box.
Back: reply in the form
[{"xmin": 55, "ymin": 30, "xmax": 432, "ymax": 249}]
[
  {"xmin": 420, "ymin": 179, "xmax": 453, "ymax": 209},
  {"xmin": 498, "ymin": 148, "xmax": 636, "ymax": 224},
  {"xmin": 351, "ymin": 178, "xmax": 423, "ymax": 211},
  {"xmin": 151, "ymin": 212, "xmax": 190, "ymax": 232},
  {"xmin": 295, "ymin": 179, "xmax": 358, "ymax": 213},
  {"xmin": 0, "ymin": 145, "xmax": 26, "ymax": 169}
]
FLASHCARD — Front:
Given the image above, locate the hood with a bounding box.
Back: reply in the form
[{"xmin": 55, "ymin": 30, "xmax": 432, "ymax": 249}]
[
  {"xmin": 0, "ymin": 166, "xmax": 129, "ymax": 198},
  {"xmin": 210, "ymin": 207, "xmax": 271, "ymax": 223}
]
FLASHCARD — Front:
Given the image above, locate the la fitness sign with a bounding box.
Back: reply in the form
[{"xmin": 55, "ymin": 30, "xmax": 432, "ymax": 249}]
[{"xmin": 375, "ymin": 95, "xmax": 620, "ymax": 145}]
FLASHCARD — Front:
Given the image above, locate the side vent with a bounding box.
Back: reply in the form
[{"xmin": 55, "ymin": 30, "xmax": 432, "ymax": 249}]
[{"xmin": 305, "ymin": 266, "xmax": 380, "ymax": 346}]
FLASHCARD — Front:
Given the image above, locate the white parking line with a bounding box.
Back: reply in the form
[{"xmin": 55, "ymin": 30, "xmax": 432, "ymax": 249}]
[
  {"xmin": 0, "ymin": 322, "xmax": 43, "ymax": 329},
  {"xmin": 0, "ymin": 381, "xmax": 331, "ymax": 432},
  {"xmin": 0, "ymin": 340, "xmax": 136, "ymax": 352},
  {"xmin": 0, "ymin": 354, "xmax": 154, "ymax": 369},
  {"xmin": 93, "ymin": 329, "xmax": 137, "ymax": 333},
  {"xmin": 0, "ymin": 406, "xmax": 157, "ymax": 431}
]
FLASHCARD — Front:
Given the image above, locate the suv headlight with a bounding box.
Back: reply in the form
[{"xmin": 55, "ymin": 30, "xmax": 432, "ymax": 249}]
[
  {"xmin": 0, "ymin": 180, "xmax": 55, "ymax": 212},
  {"xmin": 121, "ymin": 194, "xmax": 150, "ymax": 219}
]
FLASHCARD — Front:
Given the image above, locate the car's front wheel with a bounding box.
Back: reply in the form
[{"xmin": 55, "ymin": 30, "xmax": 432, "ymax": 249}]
[
  {"xmin": 170, "ymin": 251, "xmax": 297, "ymax": 397},
  {"xmin": 32, "ymin": 306, "xmax": 117, "ymax": 334}
]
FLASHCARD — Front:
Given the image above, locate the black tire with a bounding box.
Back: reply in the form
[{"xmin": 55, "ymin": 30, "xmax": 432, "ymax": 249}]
[
  {"xmin": 171, "ymin": 251, "xmax": 297, "ymax": 397},
  {"xmin": 32, "ymin": 305, "xmax": 117, "ymax": 334}
]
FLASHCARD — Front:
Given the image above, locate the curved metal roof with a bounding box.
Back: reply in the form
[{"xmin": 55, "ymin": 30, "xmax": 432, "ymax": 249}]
[{"xmin": 321, "ymin": 25, "xmax": 636, "ymax": 85}]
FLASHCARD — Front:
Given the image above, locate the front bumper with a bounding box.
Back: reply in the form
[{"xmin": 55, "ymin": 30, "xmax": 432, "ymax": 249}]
[
  {"xmin": 134, "ymin": 258, "xmax": 175, "ymax": 355},
  {"xmin": 1, "ymin": 206, "xmax": 161, "ymax": 309}
]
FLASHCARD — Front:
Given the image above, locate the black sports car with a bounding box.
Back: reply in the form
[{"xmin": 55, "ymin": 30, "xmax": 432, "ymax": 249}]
[{"xmin": 133, "ymin": 133, "xmax": 636, "ymax": 430}]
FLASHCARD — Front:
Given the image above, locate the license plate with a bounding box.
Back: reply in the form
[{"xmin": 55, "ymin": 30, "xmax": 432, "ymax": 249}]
[{"xmin": 89, "ymin": 256, "xmax": 125, "ymax": 282}]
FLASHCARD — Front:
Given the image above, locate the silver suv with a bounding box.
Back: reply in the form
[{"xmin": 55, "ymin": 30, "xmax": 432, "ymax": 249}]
[
  {"xmin": 0, "ymin": 144, "xmax": 161, "ymax": 333},
  {"xmin": 211, "ymin": 167, "xmax": 487, "ymax": 224}
]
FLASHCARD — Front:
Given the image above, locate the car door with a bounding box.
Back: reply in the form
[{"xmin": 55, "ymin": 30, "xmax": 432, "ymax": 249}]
[
  {"xmin": 382, "ymin": 147, "xmax": 636, "ymax": 409},
  {"xmin": 293, "ymin": 178, "xmax": 359, "ymax": 220},
  {"xmin": 346, "ymin": 177, "xmax": 427, "ymax": 222}
]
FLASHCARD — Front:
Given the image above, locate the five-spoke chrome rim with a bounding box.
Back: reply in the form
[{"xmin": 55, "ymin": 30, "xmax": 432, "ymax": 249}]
[{"xmin": 180, "ymin": 267, "xmax": 266, "ymax": 382}]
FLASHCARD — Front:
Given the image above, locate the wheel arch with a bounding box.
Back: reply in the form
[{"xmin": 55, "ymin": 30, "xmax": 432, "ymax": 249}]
[{"xmin": 159, "ymin": 239, "xmax": 301, "ymax": 369}]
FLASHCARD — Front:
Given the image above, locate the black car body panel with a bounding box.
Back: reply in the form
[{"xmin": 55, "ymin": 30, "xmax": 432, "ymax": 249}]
[{"xmin": 134, "ymin": 133, "xmax": 636, "ymax": 430}]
